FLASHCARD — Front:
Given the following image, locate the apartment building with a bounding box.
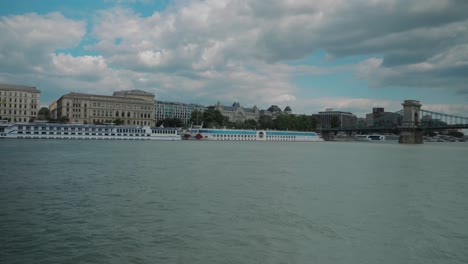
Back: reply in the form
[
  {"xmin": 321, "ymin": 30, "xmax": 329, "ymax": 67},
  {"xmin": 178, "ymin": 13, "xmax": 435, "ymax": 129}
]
[{"xmin": 0, "ymin": 83, "xmax": 40, "ymax": 123}]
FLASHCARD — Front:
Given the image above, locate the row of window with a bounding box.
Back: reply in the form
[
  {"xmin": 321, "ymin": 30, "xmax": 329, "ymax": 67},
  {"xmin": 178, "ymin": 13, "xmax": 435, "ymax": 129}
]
[
  {"xmin": 117, "ymin": 128, "xmax": 145, "ymax": 133},
  {"xmin": 215, "ymin": 134, "xmax": 256, "ymax": 138},
  {"xmin": 90, "ymin": 110, "xmax": 151, "ymax": 118},
  {"xmin": 18, "ymin": 126, "xmax": 113, "ymax": 132},
  {"xmin": 215, "ymin": 137, "xmax": 295, "ymax": 141},
  {"xmin": 91, "ymin": 102, "xmax": 152, "ymax": 110},
  {"xmin": 0, "ymin": 97, "xmax": 37, "ymax": 103},
  {"xmin": 2, "ymin": 110, "xmax": 36, "ymax": 115},
  {"xmin": 0, "ymin": 92, "xmax": 38, "ymax": 97},
  {"xmin": 17, "ymin": 131, "xmax": 152, "ymax": 137},
  {"xmin": 1, "ymin": 117, "xmax": 29, "ymax": 123},
  {"xmin": 0, "ymin": 103, "xmax": 38, "ymax": 109},
  {"xmin": 91, "ymin": 119, "xmax": 151, "ymax": 126},
  {"xmin": 151, "ymin": 130, "xmax": 176, "ymax": 134},
  {"xmin": 213, "ymin": 134, "xmax": 299, "ymax": 139}
]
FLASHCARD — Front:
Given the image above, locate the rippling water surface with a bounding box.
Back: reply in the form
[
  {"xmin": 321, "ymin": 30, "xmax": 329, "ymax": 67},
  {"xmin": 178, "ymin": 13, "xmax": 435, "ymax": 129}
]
[{"xmin": 1, "ymin": 140, "xmax": 468, "ymax": 263}]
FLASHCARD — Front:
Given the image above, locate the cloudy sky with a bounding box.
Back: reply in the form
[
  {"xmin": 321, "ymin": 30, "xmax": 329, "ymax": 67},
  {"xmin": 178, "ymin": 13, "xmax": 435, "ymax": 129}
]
[{"xmin": 1, "ymin": 0, "xmax": 467, "ymax": 117}]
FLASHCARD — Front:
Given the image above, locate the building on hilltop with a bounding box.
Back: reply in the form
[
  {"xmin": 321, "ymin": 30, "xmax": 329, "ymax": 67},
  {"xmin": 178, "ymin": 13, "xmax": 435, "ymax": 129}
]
[
  {"xmin": 56, "ymin": 90, "xmax": 155, "ymax": 126},
  {"xmin": 214, "ymin": 102, "xmax": 260, "ymax": 123},
  {"xmin": 313, "ymin": 109, "xmax": 357, "ymax": 129},
  {"xmin": 0, "ymin": 83, "xmax": 40, "ymax": 123},
  {"xmin": 154, "ymin": 100, "xmax": 206, "ymax": 125}
]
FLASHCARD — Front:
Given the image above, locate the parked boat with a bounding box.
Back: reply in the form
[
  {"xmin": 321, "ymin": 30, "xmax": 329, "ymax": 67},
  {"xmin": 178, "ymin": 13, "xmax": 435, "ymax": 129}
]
[
  {"xmin": 0, "ymin": 122, "xmax": 180, "ymax": 140},
  {"xmin": 182, "ymin": 127, "xmax": 323, "ymax": 142}
]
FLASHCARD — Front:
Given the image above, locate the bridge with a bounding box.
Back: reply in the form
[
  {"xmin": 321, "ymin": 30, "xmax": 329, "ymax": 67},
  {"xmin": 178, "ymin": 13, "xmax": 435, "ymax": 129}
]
[{"xmin": 317, "ymin": 100, "xmax": 468, "ymax": 144}]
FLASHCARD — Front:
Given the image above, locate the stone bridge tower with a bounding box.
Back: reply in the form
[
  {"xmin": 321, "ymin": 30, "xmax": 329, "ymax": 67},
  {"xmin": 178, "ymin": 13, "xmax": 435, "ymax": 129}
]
[{"xmin": 399, "ymin": 100, "xmax": 423, "ymax": 144}]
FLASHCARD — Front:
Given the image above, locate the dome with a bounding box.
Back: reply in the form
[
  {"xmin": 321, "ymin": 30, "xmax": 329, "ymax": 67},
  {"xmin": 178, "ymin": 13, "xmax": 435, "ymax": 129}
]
[{"xmin": 267, "ymin": 105, "xmax": 282, "ymax": 113}]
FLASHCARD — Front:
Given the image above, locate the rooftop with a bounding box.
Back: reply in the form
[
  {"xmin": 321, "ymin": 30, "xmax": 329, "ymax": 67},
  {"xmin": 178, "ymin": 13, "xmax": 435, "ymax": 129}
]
[
  {"xmin": 61, "ymin": 92, "xmax": 149, "ymax": 103},
  {"xmin": 113, "ymin": 89, "xmax": 154, "ymax": 96},
  {"xmin": 0, "ymin": 83, "xmax": 40, "ymax": 93}
]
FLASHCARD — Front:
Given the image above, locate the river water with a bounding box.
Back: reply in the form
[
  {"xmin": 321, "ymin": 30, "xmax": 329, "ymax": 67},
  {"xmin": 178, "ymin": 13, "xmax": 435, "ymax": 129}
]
[{"xmin": 1, "ymin": 140, "xmax": 467, "ymax": 264}]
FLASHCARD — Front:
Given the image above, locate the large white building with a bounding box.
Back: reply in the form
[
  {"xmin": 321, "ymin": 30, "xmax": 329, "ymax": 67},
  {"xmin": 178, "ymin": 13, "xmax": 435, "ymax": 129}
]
[
  {"xmin": 0, "ymin": 83, "xmax": 40, "ymax": 123},
  {"xmin": 56, "ymin": 90, "xmax": 155, "ymax": 126}
]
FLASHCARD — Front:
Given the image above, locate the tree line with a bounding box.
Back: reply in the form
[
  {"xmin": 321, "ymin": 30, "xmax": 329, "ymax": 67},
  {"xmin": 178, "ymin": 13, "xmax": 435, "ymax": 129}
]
[
  {"xmin": 187, "ymin": 109, "xmax": 320, "ymax": 131},
  {"xmin": 19, "ymin": 107, "xmax": 320, "ymax": 132}
]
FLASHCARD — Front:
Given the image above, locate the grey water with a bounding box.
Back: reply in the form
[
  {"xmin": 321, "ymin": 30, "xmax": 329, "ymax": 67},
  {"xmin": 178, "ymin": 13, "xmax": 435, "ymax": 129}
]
[{"xmin": 1, "ymin": 140, "xmax": 467, "ymax": 264}]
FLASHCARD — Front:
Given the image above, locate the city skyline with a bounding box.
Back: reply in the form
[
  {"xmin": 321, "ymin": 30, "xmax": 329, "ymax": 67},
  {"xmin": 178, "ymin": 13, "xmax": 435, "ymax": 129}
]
[{"xmin": 1, "ymin": 0, "xmax": 467, "ymax": 118}]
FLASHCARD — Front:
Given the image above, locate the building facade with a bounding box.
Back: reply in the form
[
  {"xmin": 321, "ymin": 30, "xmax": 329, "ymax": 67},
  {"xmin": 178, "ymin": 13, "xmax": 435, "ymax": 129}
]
[
  {"xmin": 0, "ymin": 83, "xmax": 40, "ymax": 123},
  {"xmin": 365, "ymin": 107, "xmax": 401, "ymax": 127},
  {"xmin": 49, "ymin": 100, "xmax": 58, "ymax": 120},
  {"xmin": 56, "ymin": 90, "xmax": 155, "ymax": 126},
  {"xmin": 314, "ymin": 109, "xmax": 357, "ymax": 129},
  {"xmin": 214, "ymin": 102, "xmax": 260, "ymax": 123},
  {"xmin": 154, "ymin": 100, "xmax": 206, "ymax": 125}
]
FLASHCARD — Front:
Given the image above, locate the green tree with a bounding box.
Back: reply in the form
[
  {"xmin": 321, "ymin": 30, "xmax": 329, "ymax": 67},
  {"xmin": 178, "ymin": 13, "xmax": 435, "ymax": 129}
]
[
  {"xmin": 244, "ymin": 119, "xmax": 258, "ymax": 129},
  {"xmin": 37, "ymin": 107, "xmax": 50, "ymax": 120},
  {"xmin": 258, "ymin": 115, "xmax": 273, "ymax": 129},
  {"xmin": 156, "ymin": 118, "xmax": 183, "ymax": 127},
  {"xmin": 273, "ymin": 115, "xmax": 290, "ymax": 130},
  {"xmin": 202, "ymin": 109, "xmax": 225, "ymax": 128},
  {"xmin": 190, "ymin": 110, "xmax": 204, "ymax": 125},
  {"xmin": 114, "ymin": 118, "xmax": 124, "ymax": 125}
]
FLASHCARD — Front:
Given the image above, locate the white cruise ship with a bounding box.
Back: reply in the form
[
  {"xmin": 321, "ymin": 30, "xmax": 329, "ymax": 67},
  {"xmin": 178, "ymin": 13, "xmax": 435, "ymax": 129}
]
[
  {"xmin": 0, "ymin": 122, "xmax": 180, "ymax": 141},
  {"xmin": 182, "ymin": 128, "xmax": 323, "ymax": 142}
]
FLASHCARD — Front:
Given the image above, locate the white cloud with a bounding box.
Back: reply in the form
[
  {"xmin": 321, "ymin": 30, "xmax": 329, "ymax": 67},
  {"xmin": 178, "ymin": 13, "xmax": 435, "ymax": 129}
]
[
  {"xmin": 0, "ymin": 12, "xmax": 85, "ymax": 73},
  {"xmin": 50, "ymin": 53, "xmax": 108, "ymax": 77},
  {"xmin": 1, "ymin": 0, "xmax": 468, "ymax": 116}
]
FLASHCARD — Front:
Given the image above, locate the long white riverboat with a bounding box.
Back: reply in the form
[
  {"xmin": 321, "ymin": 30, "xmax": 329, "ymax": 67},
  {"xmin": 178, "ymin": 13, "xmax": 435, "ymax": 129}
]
[
  {"xmin": 0, "ymin": 122, "xmax": 180, "ymax": 140},
  {"xmin": 182, "ymin": 128, "xmax": 323, "ymax": 142}
]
